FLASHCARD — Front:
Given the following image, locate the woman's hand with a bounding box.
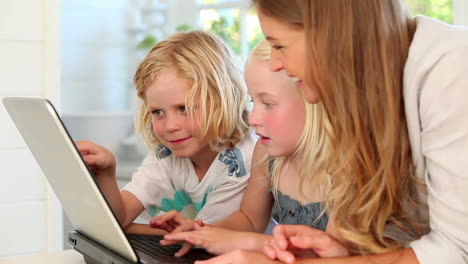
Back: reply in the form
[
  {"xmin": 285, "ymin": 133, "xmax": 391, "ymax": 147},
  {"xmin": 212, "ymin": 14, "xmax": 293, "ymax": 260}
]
[
  {"xmin": 264, "ymin": 225, "xmax": 350, "ymax": 264},
  {"xmin": 195, "ymin": 249, "xmax": 280, "ymax": 264},
  {"xmin": 163, "ymin": 226, "xmax": 270, "ymax": 256}
]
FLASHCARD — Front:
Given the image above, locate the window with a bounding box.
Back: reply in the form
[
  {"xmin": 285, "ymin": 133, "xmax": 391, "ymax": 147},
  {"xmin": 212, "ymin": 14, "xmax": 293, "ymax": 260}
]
[
  {"xmin": 198, "ymin": 0, "xmax": 262, "ymax": 60},
  {"xmin": 405, "ymin": 0, "xmax": 453, "ymax": 23},
  {"xmin": 196, "ymin": 0, "xmax": 460, "ymax": 61}
]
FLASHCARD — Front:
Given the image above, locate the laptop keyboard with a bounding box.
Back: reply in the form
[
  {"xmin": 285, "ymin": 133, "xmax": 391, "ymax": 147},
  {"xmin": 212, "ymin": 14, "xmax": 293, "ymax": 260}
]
[{"xmin": 127, "ymin": 234, "xmax": 213, "ymax": 263}]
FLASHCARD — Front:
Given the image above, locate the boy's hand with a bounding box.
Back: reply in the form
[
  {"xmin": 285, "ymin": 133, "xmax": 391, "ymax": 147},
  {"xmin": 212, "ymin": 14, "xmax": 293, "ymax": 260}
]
[
  {"xmin": 150, "ymin": 210, "xmax": 204, "ymax": 256},
  {"xmin": 150, "ymin": 210, "xmax": 205, "ymax": 233},
  {"xmin": 76, "ymin": 140, "xmax": 116, "ymax": 178}
]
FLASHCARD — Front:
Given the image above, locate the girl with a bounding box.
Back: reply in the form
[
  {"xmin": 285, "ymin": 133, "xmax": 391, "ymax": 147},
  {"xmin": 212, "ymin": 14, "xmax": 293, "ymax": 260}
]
[
  {"xmin": 207, "ymin": 0, "xmax": 468, "ymax": 263},
  {"xmin": 76, "ymin": 31, "xmax": 257, "ymax": 230},
  {"xmin": 152, "ymin": 40, "xmax": 335, "ymax": 258}
]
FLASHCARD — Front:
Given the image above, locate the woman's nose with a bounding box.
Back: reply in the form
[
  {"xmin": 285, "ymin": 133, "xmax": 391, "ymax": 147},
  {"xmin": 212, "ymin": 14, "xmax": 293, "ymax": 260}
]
[{"xmin": 268, "ymin": 55, "xmax": 284, "ymax": 72}]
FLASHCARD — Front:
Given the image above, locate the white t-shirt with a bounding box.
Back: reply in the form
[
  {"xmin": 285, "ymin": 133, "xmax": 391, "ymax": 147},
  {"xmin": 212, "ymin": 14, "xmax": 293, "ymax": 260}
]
[
  {"xmin": 404, "ymin": 16, "xmax": 468, "ymax": 264},
  {"xmin": 123, "ymin": 132, "xmax": 257, "ymax": 224}
]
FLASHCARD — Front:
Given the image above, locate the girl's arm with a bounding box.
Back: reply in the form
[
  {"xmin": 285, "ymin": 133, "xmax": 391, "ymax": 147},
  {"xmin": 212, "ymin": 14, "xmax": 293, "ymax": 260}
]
[
  {"xmin": 152, "ymin": 140, "xmax": 274, "ymax": 233},
  {"xmin": 164, "ymin": 227, "xmax": 273, "ymax": 255},
  {"xmin": 211, "ymin": 140, "xmax": 273, "ymax": 232},
  {"xmin": 155, "ymin": 140, "xmax": 274, "ymax": 256}
]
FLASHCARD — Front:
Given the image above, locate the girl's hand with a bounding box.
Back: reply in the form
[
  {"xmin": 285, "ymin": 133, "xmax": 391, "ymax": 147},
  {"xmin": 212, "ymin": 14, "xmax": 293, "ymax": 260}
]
[
  {"xmin": 264, "ymin": 225, "xmax": 350, "ymax": 264},
  {"xmin": 163, "ymin": 227, "xmax": 267, "ymax": 256},
  {"xmin": 195, "ymin": 249, "xmax": 279, "ymax": 264},
  {"xmin": 76, "ymin": 140, "xmax": 116, "ymax": 178}
]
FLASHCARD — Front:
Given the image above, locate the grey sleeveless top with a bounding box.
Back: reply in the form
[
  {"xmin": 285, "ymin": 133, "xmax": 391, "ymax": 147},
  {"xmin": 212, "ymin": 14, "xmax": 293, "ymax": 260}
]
[
  {"xmin": 271, "ymin": 192, "xmax": 329, "ymax": 231},
  {"xmin": 269, "ymin": 159, "xmax": 329, "ymax": 231}
]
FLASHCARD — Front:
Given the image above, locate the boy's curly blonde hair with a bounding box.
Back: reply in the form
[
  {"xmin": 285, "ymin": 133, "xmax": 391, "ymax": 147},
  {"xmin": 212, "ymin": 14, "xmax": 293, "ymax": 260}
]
[{"xmin": 134, "ymin": 31, "xmax": 250, "ymax": 152}]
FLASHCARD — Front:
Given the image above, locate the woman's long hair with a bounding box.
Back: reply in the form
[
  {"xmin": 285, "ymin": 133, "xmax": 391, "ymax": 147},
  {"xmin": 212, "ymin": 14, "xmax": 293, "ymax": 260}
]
[{"xmin": 254, "ymin": 0, "xmax": 427, "ymax": 254}]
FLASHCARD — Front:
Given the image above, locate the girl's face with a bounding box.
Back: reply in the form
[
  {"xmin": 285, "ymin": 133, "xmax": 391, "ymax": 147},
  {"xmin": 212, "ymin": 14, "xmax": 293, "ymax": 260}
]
[
  {"xmin": 246, "ymin": 59, "xmax": 306, "ymax": 157},
  {"xmin": 145, "ymin": 68, "xmax": 213, "ymax": 160},
  {"xmin": 257, "ymin": 11, "xmax": 321, "ymax": 104}
]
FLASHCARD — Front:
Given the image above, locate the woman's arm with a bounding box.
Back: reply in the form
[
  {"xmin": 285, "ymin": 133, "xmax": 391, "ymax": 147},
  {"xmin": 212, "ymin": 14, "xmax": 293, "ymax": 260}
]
[
  {"xmin": 294, "ymin": 248, "xmax": 418, "ymax": 264},
  {"xmin": 404, "ymin": 43, "xmax": 468, "ymax": 262}
]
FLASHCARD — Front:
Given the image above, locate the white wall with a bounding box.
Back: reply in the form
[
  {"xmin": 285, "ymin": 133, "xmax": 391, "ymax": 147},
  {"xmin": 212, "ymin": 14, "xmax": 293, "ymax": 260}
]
[
  {"xmin": 60, "ymin": 0, "xmax": 130, "ymax": 114},
  {"xmin": 0, "ymin": 0, "xmax": 61, "ymax": 258}
]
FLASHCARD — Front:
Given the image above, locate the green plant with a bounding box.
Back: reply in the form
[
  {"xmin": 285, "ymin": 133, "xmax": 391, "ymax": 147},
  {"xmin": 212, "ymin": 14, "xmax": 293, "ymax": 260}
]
[
  {"xmin": 137, "ymin": 34, "xmax": 158, "ymax": 50},
  {"xmin": 205, "ymin": 10, "xmax": 263, "ymax": 56},
  {"xmin": 405, "ymin": 0, "xmax": 453, "ymax": 23},
  {"xmin": 136, "ymin": 24, "xmax": 193, "ymax": 51}
]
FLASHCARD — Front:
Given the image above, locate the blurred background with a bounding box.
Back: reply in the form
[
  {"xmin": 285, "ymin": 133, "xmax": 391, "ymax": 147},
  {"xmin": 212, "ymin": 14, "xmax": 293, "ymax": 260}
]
[{"xmin": 0, "ymin": 0, "xmax": 465, "ymax": 259}]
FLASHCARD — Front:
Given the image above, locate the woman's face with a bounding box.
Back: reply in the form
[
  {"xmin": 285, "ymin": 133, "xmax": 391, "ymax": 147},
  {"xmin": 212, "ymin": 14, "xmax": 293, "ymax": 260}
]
[{"xmin": 257, "ymin": 11, "xmax": 321, "ymax": 104}]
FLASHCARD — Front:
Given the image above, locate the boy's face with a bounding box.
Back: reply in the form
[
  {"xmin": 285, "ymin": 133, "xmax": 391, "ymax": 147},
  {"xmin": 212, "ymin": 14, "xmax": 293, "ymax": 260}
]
[
  {"xmin": 246, "ymin": 59, "xmax": 306, "ymax": 157},
  {"xmin": 145, "ymin": 68, "xmax": 214, "ymax": 160}
]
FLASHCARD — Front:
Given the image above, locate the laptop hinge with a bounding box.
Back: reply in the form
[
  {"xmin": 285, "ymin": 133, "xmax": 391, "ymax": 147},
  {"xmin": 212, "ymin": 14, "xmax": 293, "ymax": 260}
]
[{"xmin": 68, "ymin": 231, "xmax": 136, "ymax": 264}]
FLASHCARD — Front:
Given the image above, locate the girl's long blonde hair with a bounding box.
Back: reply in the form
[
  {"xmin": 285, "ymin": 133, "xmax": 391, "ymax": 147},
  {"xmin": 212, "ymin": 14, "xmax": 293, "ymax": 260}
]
[
  {"xmin": 254, "ymin": 0, "xmax": 427, "ymax": 254},
  {"xmin": 134, "ymin": 31, "xmax": 250, "ymax": 152},
  {"xmin": 249, "ymin": 39, "xmax": 330, "ymax": 206}
]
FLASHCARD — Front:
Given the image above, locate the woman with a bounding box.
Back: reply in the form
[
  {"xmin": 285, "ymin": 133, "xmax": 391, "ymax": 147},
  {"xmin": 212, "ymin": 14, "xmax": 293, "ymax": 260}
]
[{"xmin": 197, "ymin": 1, "xmax": 468, "ymax": 263}]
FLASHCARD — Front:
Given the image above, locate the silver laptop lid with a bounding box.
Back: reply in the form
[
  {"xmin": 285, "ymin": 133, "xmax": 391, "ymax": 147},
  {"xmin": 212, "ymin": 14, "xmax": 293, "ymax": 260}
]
[{"xmin": 2, "ymin": 97, "xmax": 139, "ymax": 262}]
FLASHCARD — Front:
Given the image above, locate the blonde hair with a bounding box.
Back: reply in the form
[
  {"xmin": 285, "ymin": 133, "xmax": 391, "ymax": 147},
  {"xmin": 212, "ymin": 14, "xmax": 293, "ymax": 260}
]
[
  {"xmin": 248, "ymin": 39, "xmax": 330, "ymax": 206},
  {"xmin": 134, "ymin": 31, "xmax": 250, "ymax": 152},
  {"xmin": 254, "ymin": 0, "xmax": 427, "ymax": 255}
]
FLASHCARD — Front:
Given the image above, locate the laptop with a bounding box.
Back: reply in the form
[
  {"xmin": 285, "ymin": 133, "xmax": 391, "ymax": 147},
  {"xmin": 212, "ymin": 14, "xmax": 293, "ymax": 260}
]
[{"xmin": 2, "ymin": 97, "xmax": 214, "ymax": 264}]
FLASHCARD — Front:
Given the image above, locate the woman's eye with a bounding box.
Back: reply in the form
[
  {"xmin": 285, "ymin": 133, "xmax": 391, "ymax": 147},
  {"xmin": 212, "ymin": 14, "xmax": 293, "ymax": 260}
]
[{"xmin": 272, "ymin": 45, "xmax": 284, "ymax": 50}]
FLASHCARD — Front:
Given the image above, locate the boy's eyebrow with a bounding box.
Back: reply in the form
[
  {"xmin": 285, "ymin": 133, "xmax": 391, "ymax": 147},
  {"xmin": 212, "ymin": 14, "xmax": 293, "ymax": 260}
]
[{"xmin": 265, "ymin": 36, "xmax": 277, "ymax": 42}]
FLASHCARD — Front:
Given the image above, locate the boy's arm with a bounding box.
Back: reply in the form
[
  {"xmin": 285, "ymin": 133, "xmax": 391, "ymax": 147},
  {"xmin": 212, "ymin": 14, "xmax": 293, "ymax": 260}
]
[{"xmin": 76, "ymin": 140, "xmax": 144, "ymax": 228}]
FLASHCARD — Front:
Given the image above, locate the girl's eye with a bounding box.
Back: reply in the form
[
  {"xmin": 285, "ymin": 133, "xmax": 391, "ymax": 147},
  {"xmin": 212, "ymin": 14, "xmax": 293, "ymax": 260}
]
[
  {"xmin": 263, "ymin": 101, "xmax": 273, "ymax": 108},
  {"xmin": 179, "ymin": 106, "xmax": 187, "ymax": 113}
]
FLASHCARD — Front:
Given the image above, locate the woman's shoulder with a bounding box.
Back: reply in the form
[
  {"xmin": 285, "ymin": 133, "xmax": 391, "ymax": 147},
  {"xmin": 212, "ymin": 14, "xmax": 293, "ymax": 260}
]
[
  {"xmin": 405, "ymin": 16, "xmax": 468, "ymax": 97},
  {"xmin": 409, "ymin": 16, "xmax": 468, "ymax": 65}
]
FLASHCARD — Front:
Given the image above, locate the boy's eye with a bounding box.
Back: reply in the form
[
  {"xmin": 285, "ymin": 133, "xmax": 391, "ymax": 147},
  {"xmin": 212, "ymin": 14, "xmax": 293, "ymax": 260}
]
[{"xmin": 151, "ymin": 109, "xmax": 163, "ymax": 116}]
